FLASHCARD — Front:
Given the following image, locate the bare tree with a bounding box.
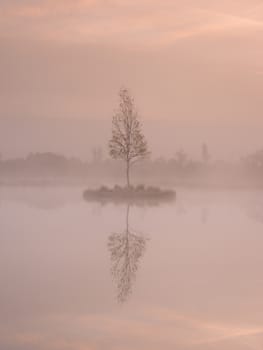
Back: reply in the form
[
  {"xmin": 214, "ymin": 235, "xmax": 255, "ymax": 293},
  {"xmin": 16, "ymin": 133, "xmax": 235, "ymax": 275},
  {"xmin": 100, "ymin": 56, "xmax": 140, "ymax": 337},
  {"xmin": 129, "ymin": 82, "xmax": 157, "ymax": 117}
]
[{"xmin": 109, "ymin": 87, "xmax": 149, "ymax": 187}]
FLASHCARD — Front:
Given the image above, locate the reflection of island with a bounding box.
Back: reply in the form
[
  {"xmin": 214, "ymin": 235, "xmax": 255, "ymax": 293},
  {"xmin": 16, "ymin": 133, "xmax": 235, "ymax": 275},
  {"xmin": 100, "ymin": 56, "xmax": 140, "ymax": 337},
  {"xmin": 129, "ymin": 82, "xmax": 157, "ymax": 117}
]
[{"xmin": 108, "ymin": 205, "xmax": 147, "ymax": 303}]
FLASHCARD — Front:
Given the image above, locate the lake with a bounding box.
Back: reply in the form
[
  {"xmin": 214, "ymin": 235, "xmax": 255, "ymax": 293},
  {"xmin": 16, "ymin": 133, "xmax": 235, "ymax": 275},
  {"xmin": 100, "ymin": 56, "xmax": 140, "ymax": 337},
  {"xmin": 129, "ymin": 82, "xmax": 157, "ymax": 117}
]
[{"xmin": 1, "ymin": 187, "xmax": 263, "ymax": 350}]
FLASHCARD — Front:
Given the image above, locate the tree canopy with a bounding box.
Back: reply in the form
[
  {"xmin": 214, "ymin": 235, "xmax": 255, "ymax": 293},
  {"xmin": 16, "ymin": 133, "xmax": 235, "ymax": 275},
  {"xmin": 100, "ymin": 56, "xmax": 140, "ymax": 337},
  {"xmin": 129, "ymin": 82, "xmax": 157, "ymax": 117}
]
[{"xmin": 109, "ymin": 87, "xmax": 149, "ymax": 186}]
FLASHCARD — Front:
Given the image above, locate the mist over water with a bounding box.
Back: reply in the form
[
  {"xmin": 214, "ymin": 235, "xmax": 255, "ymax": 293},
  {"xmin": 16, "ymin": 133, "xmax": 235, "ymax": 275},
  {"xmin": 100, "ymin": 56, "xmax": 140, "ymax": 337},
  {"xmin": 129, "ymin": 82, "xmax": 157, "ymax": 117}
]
[
  {"xmin": 1, "ymin": 187, "xmax": 263, "ymax": 350},
  {"xmin": 1, "ymin": 1, "xmax": 263, "ymax": 348}
]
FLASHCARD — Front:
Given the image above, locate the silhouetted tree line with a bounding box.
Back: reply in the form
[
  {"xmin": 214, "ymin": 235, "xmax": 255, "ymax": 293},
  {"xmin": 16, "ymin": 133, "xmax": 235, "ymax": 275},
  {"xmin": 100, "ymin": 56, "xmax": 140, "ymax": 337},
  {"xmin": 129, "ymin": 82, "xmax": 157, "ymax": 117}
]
[{"xmin": 0, "ymin": 150, "xmax": 262, "ymax": 187}]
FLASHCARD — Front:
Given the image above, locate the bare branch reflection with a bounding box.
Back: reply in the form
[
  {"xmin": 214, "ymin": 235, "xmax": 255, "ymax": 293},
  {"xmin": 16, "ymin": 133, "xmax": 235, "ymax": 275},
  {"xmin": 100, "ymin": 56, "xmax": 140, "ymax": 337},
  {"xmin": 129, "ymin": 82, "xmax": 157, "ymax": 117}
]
[{"xmin": 108, "ymin": 205, "xmax": 147, "ymax": 303}]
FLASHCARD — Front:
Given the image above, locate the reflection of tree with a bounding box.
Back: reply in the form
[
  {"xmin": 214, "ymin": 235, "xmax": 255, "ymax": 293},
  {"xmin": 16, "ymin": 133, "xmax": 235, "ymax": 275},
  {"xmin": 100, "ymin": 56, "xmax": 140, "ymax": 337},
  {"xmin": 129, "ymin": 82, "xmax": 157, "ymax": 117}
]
[{"xmin": 108, "ymin": 205, "xmax": 147, "ymax": 303}]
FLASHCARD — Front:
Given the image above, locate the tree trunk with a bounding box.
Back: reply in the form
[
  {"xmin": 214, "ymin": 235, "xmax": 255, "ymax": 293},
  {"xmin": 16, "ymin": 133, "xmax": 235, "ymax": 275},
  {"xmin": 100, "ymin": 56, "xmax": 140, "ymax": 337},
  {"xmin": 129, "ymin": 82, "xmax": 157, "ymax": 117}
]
[
  {"xmin": 126, "ymin": 205, "xmax": 130, "ymax": 232},
  {"xmin": 126, "ymin": 160, "xmax": 130, "ymax": 188}
]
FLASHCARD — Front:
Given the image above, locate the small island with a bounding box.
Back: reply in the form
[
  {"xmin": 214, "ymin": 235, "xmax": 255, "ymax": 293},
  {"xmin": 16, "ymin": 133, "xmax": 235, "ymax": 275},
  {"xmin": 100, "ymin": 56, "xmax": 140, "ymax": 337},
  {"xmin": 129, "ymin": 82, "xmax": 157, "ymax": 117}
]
[
  {"xmin": 83, "ymin": 184, "xmax": 175, "ymax": 205},
  {"xmin": 83, "ymin": 87, "xmax": 176, "ymax": 203}
]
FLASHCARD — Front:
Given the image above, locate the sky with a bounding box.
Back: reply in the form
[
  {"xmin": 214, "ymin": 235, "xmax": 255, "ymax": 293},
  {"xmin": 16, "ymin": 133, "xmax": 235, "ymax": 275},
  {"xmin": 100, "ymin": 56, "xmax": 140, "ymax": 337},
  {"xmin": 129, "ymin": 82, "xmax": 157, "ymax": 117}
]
[{"xmin": 0, "ymin": 0, "xmax": 263, "ymax": 159}]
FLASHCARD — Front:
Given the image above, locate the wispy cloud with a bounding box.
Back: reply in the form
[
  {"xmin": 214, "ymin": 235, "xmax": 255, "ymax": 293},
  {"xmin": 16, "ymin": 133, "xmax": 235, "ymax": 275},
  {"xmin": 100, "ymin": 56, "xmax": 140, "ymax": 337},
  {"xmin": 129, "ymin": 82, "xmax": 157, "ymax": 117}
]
[{"xmin": 1, "ymin": 0, "xmax": 263, "ymax": 46}]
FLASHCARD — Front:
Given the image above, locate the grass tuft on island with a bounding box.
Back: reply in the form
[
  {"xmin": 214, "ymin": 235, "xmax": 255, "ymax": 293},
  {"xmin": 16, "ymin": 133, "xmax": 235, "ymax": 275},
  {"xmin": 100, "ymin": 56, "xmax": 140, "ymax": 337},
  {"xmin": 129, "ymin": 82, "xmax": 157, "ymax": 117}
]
[{"xmin": 83, "ymin": 185, "xmax": 175, "ymax": 205}]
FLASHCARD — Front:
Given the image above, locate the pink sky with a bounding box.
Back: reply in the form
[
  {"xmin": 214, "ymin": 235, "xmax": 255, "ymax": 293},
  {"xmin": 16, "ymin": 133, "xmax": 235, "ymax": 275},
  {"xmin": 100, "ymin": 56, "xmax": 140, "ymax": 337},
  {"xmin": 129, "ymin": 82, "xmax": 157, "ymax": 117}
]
[
  {"xmin": 1, "ymin": 1, "xmax": 263, "ymax": 45},
  {"xmin": 0, "ymin": 1, "xmax": 263, "ymax": 158}
]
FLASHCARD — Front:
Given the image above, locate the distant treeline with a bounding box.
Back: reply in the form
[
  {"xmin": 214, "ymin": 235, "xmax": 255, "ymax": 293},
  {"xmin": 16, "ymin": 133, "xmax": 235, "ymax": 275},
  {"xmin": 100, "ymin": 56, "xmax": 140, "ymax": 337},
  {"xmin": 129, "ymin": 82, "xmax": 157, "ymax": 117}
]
[{"xmin": 0, "ymin": 150, "xmax": 263, "ymax": 187}]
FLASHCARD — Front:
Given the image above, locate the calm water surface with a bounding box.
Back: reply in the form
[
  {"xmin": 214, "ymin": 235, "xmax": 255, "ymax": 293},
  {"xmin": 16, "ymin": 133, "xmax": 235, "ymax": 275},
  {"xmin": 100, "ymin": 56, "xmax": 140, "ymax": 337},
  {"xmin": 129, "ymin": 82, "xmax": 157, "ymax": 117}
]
[{"xmin": 1, "ymin": 187, "xmax": 263, "ymax": 350}]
